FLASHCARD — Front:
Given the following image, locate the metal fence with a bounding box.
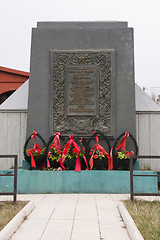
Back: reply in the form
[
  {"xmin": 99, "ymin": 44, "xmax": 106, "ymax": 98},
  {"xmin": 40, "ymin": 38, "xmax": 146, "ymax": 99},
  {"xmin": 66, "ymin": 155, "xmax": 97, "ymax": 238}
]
[
  {"xmin": 0, "ymin": 155, "xmax": 18, "ymax": 203},
  {"xmin": 130, "ymin": 155, "xmax": 160, "ymax": 201}
]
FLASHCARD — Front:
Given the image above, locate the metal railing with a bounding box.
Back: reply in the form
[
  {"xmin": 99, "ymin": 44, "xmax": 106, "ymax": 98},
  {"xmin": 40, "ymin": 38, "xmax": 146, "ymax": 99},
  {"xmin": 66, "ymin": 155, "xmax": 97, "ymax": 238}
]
[
  {"xmin": 130, "ymin": 155, "xmax": 160, "ymax": 201},
  {"xmin": 0, "ymin": 155, "xmax": 18, "ymax": 203}
]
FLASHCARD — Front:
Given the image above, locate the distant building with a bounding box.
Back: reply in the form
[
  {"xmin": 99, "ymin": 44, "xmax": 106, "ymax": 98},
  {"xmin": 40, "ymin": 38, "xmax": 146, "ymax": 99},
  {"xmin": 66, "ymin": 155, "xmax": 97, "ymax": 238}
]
[
  {"xmin": 0, "ymin": 66, "xmax": 29, "ymax": 104},
  {"xmin": 135, "ymin": 84, "xmax": 160, "ymax": 111},
  {"xmin": 144, "ymin": 87, "xmax": 160, "ymax": 106}
]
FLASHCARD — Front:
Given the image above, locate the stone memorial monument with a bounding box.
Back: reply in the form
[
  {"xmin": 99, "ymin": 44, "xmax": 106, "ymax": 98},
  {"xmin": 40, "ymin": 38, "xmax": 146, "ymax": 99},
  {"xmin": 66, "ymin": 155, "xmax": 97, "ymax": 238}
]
[{"xmin": 27, "ymin": 21, "xmax": 136, "ymax": 142}]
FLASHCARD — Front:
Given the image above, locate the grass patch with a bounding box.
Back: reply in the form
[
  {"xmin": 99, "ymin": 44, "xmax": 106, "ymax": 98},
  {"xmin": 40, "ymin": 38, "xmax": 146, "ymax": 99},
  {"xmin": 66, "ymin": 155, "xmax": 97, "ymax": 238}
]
[
  {"xmin": 0, "ymin": 201, "xmax": 28, "ymax": 231},
  {"xmin": 124, "ymin": 200, "xmax": 160, "ymax": 240}
]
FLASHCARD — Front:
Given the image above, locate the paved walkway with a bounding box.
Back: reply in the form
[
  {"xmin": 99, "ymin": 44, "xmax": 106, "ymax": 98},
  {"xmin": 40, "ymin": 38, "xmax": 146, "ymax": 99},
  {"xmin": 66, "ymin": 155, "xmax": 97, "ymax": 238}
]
[
  {"xmin": 0, "ymin": 194, "xmax": 132, "ymax": 240},
  {"xmin": 2, "ymin": 194, "xmax": 159, "ymax": 240}
]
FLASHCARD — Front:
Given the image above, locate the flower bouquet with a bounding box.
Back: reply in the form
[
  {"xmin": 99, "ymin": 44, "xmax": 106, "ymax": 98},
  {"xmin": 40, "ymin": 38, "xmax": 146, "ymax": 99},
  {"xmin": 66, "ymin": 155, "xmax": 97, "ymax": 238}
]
[{"xmin": 117, "ymin": 149, "xmax": 134, "ymax": 160}]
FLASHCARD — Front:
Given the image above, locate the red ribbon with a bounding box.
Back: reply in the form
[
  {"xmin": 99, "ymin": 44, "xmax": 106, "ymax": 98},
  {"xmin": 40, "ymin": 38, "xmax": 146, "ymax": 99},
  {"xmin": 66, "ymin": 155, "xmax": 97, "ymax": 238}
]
[
  {"xmin": 89, "ymin": 132, "xmax": 112, "ymax": 170},
  {"xmin": 79, "ymin": 138, "xmax": 89, "ymax": 171},
  {"xmin": 109, "ymin": 148, "xmax": 114, "ymax": 171},
  {"xmin": 115, "ymin": 132, "xmax": 129, "ymax": 152},
  {"xmin": 27, "ymin": 149, "xmax": 36, "ymax": 168},
  {"xmin": 31, "ymin": 131, "xmax": 38, "ymax": 149},
  {"xmin": 50, "ymin": 132, "xmax": 61, "ymax": 150}
]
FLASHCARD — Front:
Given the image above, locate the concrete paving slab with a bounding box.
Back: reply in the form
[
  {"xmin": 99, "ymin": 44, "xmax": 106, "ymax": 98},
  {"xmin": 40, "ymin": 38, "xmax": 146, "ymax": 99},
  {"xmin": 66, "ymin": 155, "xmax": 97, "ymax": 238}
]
[
  {"xmin": 100, "ymin": 228, "xmax": 130, "ymax": 240},
  {"xmin": 11, "ymin": 233, "xmax": 43, "ymax": 240},
  {"xmin": 41, "ymin": 230, "xmax": 71, "ymax": 239}
]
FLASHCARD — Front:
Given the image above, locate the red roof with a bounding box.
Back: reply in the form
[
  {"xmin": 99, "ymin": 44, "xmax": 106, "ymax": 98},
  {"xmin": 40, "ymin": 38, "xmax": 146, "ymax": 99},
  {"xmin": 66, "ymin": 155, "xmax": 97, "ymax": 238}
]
[
  {"xmin": 0, "ymin": 66, "xmax": 29, "ymax": 77},
  {"xmin": 0, "ymin": 66, "xmax": 29, "ymax": 97}
]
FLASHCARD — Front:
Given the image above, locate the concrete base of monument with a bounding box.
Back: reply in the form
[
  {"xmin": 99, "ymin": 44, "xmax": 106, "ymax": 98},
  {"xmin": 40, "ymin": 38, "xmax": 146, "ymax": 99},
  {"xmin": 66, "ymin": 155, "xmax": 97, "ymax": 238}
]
[{"xmin": 0, "ymin": 168, "xmax": 158, "ymax": 194}]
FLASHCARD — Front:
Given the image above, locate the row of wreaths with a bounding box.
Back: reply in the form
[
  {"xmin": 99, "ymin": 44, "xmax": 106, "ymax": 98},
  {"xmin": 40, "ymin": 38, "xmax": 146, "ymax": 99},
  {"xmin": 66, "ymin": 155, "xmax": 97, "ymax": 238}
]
[{"xmin": 23, "ymin": 130, "xmax": 138, "ymax": 171}]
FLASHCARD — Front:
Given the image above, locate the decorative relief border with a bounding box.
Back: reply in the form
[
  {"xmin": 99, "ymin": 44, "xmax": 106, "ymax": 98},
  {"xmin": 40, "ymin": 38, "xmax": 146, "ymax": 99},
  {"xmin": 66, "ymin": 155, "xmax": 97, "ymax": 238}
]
[{"xmin": 50, "ymin": 50, "xmax": 114, "ymax": 136}]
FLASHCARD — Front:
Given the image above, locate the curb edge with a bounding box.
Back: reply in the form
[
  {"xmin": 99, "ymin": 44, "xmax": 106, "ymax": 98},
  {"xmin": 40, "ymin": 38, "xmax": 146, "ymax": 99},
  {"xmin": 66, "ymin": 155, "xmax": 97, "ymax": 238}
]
[
  {"xmin": 0, "ymin": 200, "xmax": 35, "ymax": 240},
  {"xmin": 118, "ymin": 202, "xmax": 144, "ymax": 240}
]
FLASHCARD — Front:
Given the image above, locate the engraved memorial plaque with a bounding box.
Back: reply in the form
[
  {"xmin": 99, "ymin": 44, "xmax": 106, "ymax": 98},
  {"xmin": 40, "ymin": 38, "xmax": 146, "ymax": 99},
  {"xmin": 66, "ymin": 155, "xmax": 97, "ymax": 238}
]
[
  {"xmin": 66, "ymin": 65, "xmax": 97, "ymax": 116},
  {"xmin": 50, "ymin": 50, "xmax": 115, "ymax": 136}
]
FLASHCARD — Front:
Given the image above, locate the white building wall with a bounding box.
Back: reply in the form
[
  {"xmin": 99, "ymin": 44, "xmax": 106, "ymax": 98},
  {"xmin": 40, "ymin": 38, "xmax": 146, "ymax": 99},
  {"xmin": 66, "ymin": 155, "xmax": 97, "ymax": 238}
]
[
  {"xmin": 0, "ymin": 110, "xmax": 160, "ymax": 171},
  {"xmin": 0, "ymin": 111, "xmax": 27, "ymax": 170},
  {"xmin": 136, "ymin": 112, "xmax": 160, "ymax": 171}
]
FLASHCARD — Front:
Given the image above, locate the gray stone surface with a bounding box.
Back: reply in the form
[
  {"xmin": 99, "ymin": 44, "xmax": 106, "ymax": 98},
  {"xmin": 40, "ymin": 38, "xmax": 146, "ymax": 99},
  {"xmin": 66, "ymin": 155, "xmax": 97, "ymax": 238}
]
[
  {"xmin": 37, "ymin": 21, "xmax": 128, "ymax": 28},
  {"xmin": 27, "ymin": 22, "xmax": 136, "ymax": 142}
]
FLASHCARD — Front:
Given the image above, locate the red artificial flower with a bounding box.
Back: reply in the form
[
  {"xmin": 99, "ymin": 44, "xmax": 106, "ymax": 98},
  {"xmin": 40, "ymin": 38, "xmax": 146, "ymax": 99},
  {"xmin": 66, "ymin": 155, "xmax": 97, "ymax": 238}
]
[
  {"xmin": 63, "ymin": 148, "xmax": 69, "ymax": 155},
  {"xmin": 99, "ymin": 151, "xmax": 103, "ymax": 156},
  {"xmin": 57, "ymin": 150, "xmax": 61, "ymax": 155},
  {"xmin": 131, "ymin": 151, "xmax": 134, "ymax": 155},
  {"xmin": 94, "ymin": 154, "xmax": 98, "ymax": 159},
  {"xmin": 126, "ymin": 153, "xmax": 130, "ymax": 158},
  {"xmin": 73, "ymin": 148, "xmax": 79, "ymax": 154},
  {"xmin": 89, "ymin": 151, "xmax": 92, "ymax": 155},
  {"xmin": 65, "ymin": 143, "xmax": 70, "ymax": 148}
]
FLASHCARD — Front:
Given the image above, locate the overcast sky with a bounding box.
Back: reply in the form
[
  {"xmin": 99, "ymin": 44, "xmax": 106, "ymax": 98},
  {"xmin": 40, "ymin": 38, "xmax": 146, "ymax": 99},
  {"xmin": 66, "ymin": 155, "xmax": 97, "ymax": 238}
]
[{"xmin": 0, "ymin": 0, "xmax": 160, "ymax": 88}]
